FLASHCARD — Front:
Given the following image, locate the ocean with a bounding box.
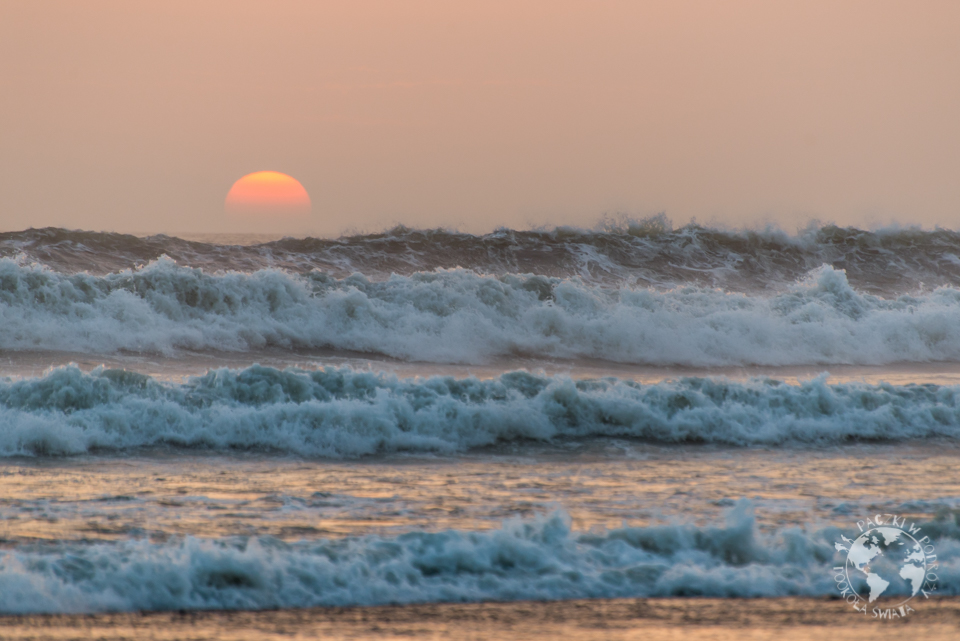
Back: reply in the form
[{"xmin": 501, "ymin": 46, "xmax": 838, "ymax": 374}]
[{"xmin": 0, "ymin": 222, "xmax": 959, "ymax": 639}]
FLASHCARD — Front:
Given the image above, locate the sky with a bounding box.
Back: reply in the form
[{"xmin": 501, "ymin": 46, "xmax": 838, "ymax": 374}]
[{"xmin": 1, "ymin": 1, "xmax": 958, "ymax": 236}]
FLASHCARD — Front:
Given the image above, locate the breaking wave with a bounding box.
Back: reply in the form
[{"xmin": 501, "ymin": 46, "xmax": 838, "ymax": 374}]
[
  {"xmin": 4, "ymin": 258, "xmax": 960, "ymax": 366},
  {"xmin": 6, "ymin": 220, "xmax": 960, "ymax": 293},
  {"xmin": 4, "ymin": 365, "xmax": 960, "ymax": 457},
  {"xmin": 0, "ymin": 501, "xmax": 955, "ymax": 614}
]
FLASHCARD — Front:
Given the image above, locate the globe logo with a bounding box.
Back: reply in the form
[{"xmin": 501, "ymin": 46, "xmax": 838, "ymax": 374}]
[{"xmin": 833, "ymin": 514, "xmax": 938, "ymax": 618}]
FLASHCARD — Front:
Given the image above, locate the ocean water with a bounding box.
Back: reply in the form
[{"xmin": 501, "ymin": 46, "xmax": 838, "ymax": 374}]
[{"xmin": 1, "ymin": 223, "xmax": 959, "ymax": 638}]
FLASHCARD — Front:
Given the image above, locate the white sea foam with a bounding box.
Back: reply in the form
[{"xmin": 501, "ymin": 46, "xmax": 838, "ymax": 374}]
[
  {"xmin": 2, "ymin": 365, "xmax": 960, "ymax": 457},
  {"xmin": 0, "ymin": 501, "xmax": 955, "ymax": 614},
  {"xmin": 3, "ymin": 258, "xmax": 960, "ymax": 367}
]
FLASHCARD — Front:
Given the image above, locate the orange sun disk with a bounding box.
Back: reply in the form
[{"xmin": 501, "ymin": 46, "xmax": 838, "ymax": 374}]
[{"xmin": 225, "ymin": 171, "xmax": 311, "ymax": 218}]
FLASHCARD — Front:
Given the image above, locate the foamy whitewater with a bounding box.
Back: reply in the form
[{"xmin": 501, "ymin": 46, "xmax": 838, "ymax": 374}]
[
  {"xmin": 1, "ymin": 223, "xmax": 958, "ymax": 615},
  {"xmin": 3, "ymin": 501, "xmax": 960, "ymax": 614},
  {"xmin": 4, "ymin": 366, "xmax": 960, "ymax": 457},
  {"xmin": 5, "ymin": 257, "xmax": 960, "ymax": 366}
]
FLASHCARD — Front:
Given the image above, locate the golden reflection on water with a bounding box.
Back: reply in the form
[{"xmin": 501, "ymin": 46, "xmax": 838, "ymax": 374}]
[
  {"xmin": 1, "ymin": 442, "xmax": 958, "ymax": 545},
  {"xmin": 9, "ymin": 350, "xmax": 960, "ymax": 387}
]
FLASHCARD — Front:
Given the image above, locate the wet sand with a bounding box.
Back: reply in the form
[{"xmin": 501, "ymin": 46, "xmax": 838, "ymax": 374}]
[{"xmin": 3, "ymin": 597, "xmax": 959, "ymax": 640}]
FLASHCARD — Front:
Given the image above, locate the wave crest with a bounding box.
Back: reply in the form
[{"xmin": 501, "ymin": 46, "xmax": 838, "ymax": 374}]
[{"xmin": 6, "ymin": 221, "xmax": 960, "ymax": 292}]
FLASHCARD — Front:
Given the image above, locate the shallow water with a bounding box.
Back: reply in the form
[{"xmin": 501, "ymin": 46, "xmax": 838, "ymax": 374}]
[
  {"xmin": 11, "ymin": 348, "xmax": 960, "ymax": 387},
  {"xmin": 1, "ymin": 443, "xmax": 958, "ymax": 544}
]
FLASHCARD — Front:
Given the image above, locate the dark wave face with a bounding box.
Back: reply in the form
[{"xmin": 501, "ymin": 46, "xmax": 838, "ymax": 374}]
[{"xmin": 5, "ymin": 219, "xmax": 960, "ymax": 293}]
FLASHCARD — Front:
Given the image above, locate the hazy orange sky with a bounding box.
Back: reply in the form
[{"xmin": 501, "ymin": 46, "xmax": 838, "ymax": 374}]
[{"xmin": 1, "ymin": 1, "xmax": 958, "ymax": 235}]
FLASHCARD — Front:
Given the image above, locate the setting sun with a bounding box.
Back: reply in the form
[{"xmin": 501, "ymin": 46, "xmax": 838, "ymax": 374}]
[{"xmin": 224, "ymin": 171, "xmax": 311, "ymax": 218}]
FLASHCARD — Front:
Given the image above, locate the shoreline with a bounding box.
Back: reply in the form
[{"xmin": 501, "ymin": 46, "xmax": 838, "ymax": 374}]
[{"xmin": 2, "ymin": 597, "xmax": 958, "ymax": 640}]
